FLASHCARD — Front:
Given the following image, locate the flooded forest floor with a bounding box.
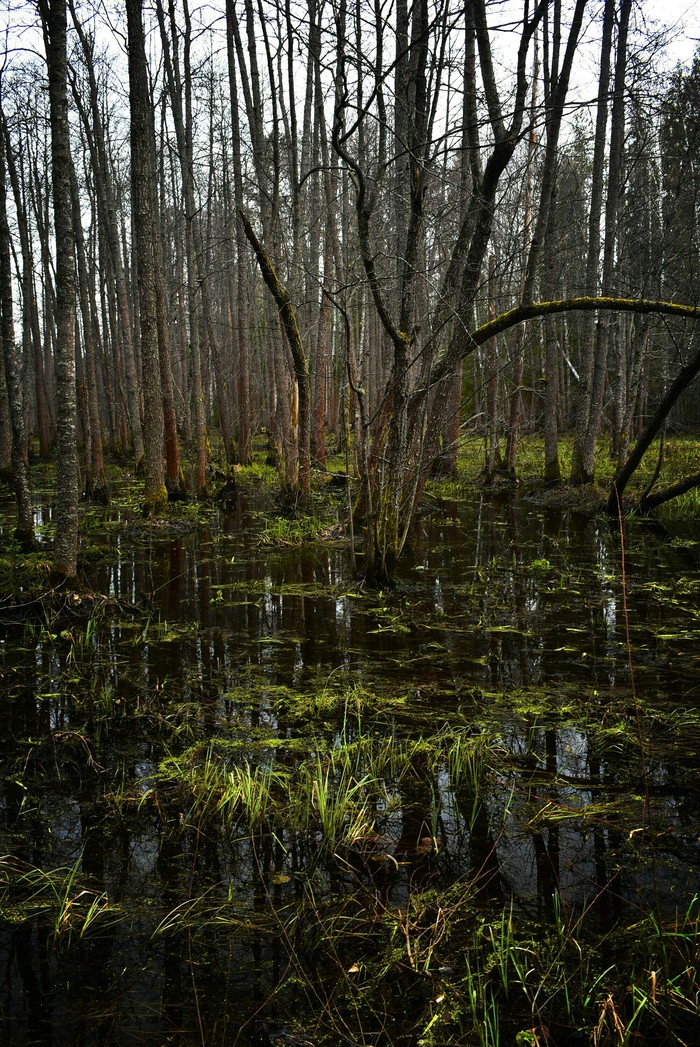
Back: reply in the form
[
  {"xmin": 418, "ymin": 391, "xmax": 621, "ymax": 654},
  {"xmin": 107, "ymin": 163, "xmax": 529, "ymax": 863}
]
[{"xmin": 1, "ymin": 437, "xmax": 700, "ymax": 1046}]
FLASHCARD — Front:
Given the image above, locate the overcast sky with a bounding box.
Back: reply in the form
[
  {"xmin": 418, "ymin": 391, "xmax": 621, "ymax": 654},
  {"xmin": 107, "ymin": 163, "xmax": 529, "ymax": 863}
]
[{"xmin": 639, "ymin": 0, "xmax": 699, "ymax": 66}]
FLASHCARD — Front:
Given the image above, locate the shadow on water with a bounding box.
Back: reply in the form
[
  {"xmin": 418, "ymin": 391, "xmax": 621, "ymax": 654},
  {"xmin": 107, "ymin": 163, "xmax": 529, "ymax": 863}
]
[{"xmin": 1, "ymin": 487, "xmax": 699, "ymax": 1044}]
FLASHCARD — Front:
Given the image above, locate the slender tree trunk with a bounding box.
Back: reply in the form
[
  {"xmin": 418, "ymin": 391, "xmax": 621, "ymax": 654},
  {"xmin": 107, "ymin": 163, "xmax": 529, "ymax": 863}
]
[
  {"xmin": 484, "ymin": 254, "xmax": 502, "ymax": 480},
  {"xmin": 0, "ymin": 111, "xmax": 34, "ymax": 547},
  {"xmin": 155, "ymin": 0, "xmax": 206, "ymax": 495},
  {"xmin": 126, "ymin": 0, "xmax": 167, "ymax": 515},
  {"xmin": 69, "ymin": 0, "xmax": 145, "ymax": 468},
  {"xmin": 3, "ymin": 122, "xmax": 53, "ymax": 456},
  {"xmin": 582, "ymin": 0, "xmax": 632, "ymax": 479},
  {"xmin": 225, "ymin": 0, "xmax": 264, "ymax": 466},
  {"xmin": 39, "ymin": 0, "xmax": 79, "ymax": 579},
  {"xmin": 70, "ymin": 162, "xmax": 107, "ymax": 501},
  {"xmin": 571, "ymin": 0, "xmax": 615, "ymax": 483},
  {"xmin": 240, "ymin": 212, "xmax": 312, "ymax": 504}
]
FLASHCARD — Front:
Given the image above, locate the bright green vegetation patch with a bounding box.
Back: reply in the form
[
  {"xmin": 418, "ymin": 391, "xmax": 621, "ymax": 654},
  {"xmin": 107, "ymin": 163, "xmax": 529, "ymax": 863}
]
[
  {"xmin": 258, "ymin": 513, "xmax": 344, "ymax": 547},
  {"xmin": 447, "ymin": 434, "xmax": 700, "ymax": 524},
  {"xmin": 0, "ymin": 544, "xmax": 53, "ymax": 594}
]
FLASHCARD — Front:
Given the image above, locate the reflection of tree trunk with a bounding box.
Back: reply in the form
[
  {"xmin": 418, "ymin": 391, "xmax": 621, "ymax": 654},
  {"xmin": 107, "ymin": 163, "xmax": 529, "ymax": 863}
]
[
  {"xmin": 588, "ymin": 746, "xmax": 623, "ymax": 930},
  {"xmin": 392, "ymin": 748, "xmax": 441, "ymax": 895},
  {"xmin": 537, "ymin": 730, "xmax": 560, "ymax": 914},
  {"xmin": 462, "ymin": 789, "xmax": 503, "ymax": 903}
]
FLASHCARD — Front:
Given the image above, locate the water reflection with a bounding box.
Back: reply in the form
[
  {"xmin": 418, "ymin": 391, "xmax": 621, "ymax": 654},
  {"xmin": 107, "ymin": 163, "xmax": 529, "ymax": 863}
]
[{"xmin": 1, "ymin": 490, "xmax": 699, "ymax": 1043}]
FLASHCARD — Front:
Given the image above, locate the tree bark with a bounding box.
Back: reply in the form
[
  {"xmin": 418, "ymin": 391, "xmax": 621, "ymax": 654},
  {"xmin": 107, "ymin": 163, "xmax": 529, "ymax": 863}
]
[
  {"xmin": 126, "ymin": 0, "xmax": 167, "ymax": 515},
  {"xmin": 155, "ymin": 0, "xmax": 206, "ymax": 496},
  {"xmin": 240, "ymin": 211, "xmax": 312, "ymax": 505},
  {"xmin": 38, "ymin": 0, "xmax": 80, "ymax": 579},
  {"xmin": 0, "ymin": 106, "xmax": 34, "ymax": 547},
  {"xmin": 570, "ymin": 0, "xmax": 615, "ymax": 483},
  {"xmin": 69, "ymin": 0, "xmax": 145, "ymax": 468}
]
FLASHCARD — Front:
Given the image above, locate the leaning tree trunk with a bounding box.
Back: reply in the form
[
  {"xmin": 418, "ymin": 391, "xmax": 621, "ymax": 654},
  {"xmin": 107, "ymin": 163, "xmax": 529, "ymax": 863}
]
[{"xmin": 240, "ymin": 212, "xmax": 312, "ymax": 505}]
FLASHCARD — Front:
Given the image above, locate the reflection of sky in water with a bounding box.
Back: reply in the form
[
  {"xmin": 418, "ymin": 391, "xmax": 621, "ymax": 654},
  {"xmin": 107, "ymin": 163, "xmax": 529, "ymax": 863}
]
[{"xmin": 1, "ymin": 492, "xmax": 699, "ymax": 1040}]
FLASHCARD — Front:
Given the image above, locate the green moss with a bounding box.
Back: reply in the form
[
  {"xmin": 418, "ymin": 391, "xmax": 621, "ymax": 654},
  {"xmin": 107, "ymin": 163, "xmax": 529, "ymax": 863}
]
[{"xmin": 143, "ymin": 483, "xmax": 168, "ymax": 517}]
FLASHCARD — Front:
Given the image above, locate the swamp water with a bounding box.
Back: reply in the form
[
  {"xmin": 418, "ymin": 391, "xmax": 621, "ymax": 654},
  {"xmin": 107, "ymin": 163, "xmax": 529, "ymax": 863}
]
[{"xmin": 1, "ymin": 484, "xmax": 699, "ymax": 1045}]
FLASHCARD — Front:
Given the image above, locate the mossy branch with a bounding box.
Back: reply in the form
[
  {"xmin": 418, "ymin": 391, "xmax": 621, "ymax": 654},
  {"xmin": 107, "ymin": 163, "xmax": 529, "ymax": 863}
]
[
  {"xmin": 239, "ymin": 209, "xmax": 312, "ymax": 502},
  {"xmin": 467, "ymin": 294, "xmax": 700, "ymax": 517},
  {"xmin": 469, "ymin": 296, "xmax": 700, "ymax": 348}
]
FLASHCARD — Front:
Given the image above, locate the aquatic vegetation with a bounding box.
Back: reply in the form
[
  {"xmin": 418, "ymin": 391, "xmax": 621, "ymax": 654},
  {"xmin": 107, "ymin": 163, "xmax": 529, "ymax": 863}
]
[
  {"xmin": 0, "ymin": 856, "xmax": 118, "ymax": 945},
  {"xmin": 1, "ymin": 464, "xmax": 700, "ymax": 1045},
  {"xmin": 258, "ymin": 512, "xmax": 339, "ymax": 547}
]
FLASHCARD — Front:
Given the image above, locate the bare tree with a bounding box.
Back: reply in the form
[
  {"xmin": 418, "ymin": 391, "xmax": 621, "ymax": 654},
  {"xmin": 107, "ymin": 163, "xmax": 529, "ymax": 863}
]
[
  {"xmin": 126, "ymin": 0, "xmax": 167, "ymax": 514},
  {"xmin": 0, "ymin": 97, "xmax": 34, "ymax": 547},
  {"xmin": 38, "ymin": 0, "xmax": 79, "ymax": 579}
]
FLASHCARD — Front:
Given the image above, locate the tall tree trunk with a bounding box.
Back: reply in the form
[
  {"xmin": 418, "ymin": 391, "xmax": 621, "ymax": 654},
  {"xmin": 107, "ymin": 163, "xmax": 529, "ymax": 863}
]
[
  {"xmin": 240, "ymin": 212, "xmax": 312, "ymax": 505},
  {"xmin": 70, "ymin": 162, "xmax": 108, "ymax": 502},
  {"xmin": 0, "ymin": 107, "xmax": 34, "ymax": 547},
  {"xmin": 224, "ymin": 22, "xmax": 252, "ymax": 464},
  {"xmin": 126, "ymin": 0, "xmax": 167, "ymax": 515},
  {"xmin": 581, "ymin": 0, "xmax": 632, "ymax": 479},
  {"xmin": 3, "ymin": 121, "xmax": 53, "ymax": 456},
  {"xmin": 484, "ymin": 253, "xmax": 503, "ymax": 480},
  {"xmin": 570, "ymin": 0, "xmax": 615, "ymax": 484},
  {"xmin": 39, "ymin": 0, "xmax": 79, "ymax": 579},
  {"xmin": 155, "ymin": 0, "xmax": 206, "ymax": 496},
  {"xmin": 69, "ymin": 0, "xmax": 145, "ymax": 467}
]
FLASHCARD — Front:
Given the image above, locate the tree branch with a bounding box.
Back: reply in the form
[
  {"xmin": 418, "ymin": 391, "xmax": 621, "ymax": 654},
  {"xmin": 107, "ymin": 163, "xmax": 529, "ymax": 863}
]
[{"xmin": 469, "ymin": 296, "xmax": 700, "ymax": 350}]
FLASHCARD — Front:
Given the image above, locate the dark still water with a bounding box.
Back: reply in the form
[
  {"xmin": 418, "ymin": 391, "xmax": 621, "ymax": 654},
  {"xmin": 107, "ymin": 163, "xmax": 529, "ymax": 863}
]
[{"xmin": 1, "ymin": 487, "xmax": 699, "ymax": 1045}]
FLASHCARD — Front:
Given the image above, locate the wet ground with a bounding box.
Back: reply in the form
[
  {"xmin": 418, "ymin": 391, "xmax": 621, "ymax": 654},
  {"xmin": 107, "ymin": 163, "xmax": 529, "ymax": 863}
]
[{"xmin": 1, "ymin": 481, "xmax": 699, "ymax": 1044}]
